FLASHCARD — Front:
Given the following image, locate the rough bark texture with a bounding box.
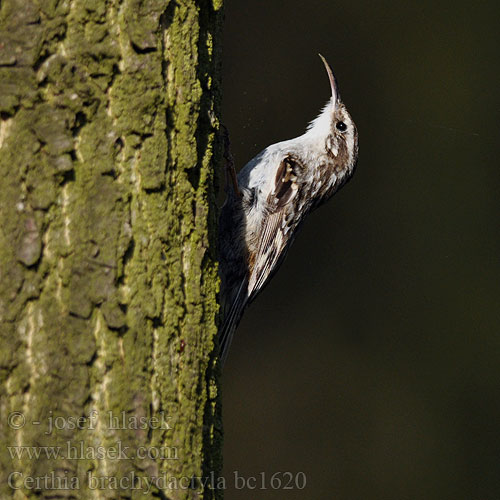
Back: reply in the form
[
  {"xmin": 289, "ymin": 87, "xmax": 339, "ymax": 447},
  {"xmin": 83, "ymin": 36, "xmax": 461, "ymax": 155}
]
[{"xmin": 0, "ymin": 0, "xmax": 223, "ymax": 498}]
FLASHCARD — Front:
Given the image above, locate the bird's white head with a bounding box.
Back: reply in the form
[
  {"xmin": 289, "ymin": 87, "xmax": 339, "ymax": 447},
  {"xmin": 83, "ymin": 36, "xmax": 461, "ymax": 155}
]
[
  {"xmin": 297, "ymin": 54, "xmax": 359, "ymax": 208},
  {"xmin": 306, "ymin": 55, "xmax": 358, "ymax": 171}
]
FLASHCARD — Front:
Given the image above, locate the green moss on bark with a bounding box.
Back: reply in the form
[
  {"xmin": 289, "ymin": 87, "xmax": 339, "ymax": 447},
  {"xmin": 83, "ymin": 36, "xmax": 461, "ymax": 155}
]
[{"xmin": 0, "ymin": 0, "xmax": 224, "ymax": 498}]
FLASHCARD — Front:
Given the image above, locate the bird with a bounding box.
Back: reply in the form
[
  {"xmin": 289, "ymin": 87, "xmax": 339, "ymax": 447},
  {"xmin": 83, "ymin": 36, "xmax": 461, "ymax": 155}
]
[{"xmin": 218, "ymin": 55, "xmax": 358, "ymax": 366}]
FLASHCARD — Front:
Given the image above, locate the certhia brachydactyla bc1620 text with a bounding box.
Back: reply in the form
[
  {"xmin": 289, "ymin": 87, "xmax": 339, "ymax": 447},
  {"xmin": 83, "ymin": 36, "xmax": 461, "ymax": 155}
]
[{"xmin": 218, "ymin": 55, "xmax": 358, "ymax": 365}]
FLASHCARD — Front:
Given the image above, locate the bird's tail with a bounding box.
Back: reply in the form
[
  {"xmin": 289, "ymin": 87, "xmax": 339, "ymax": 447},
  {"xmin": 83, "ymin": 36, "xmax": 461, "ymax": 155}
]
[{"xmin": 218, "ymin": 280, "xmax": 247, "ymax": 367}]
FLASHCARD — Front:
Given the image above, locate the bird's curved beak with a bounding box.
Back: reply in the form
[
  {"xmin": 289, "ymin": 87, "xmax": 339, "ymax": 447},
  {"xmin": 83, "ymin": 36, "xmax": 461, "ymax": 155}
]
[{"xmin": 318, "ymin": 54, "xmax": 339, "ymax": 106}]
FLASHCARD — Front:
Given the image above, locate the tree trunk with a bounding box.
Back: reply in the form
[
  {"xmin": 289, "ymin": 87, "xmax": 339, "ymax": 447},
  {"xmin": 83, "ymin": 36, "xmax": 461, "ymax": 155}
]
[{"xmin": 0, "ymin": 0, "xmax": 223, "ymax": 498}]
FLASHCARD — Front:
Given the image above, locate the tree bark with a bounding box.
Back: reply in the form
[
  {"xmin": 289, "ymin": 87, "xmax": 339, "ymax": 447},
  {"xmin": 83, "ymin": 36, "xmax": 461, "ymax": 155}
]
[{"xmin": 0, "ymin": 0, "xmax": 223, "ymax": 498}]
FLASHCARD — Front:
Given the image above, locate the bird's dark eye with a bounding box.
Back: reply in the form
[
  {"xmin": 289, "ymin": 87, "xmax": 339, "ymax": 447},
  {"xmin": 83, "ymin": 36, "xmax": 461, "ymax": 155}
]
[{"xmin": 336, "ymin": 121, "xmax": 347, "ymax": 132}]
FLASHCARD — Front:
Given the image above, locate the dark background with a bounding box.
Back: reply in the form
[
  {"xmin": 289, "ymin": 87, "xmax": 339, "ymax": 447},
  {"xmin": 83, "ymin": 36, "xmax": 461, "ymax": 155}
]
[{"xmin": 220, "ymin": 1, "xmax": 500, "ymax": 499}]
